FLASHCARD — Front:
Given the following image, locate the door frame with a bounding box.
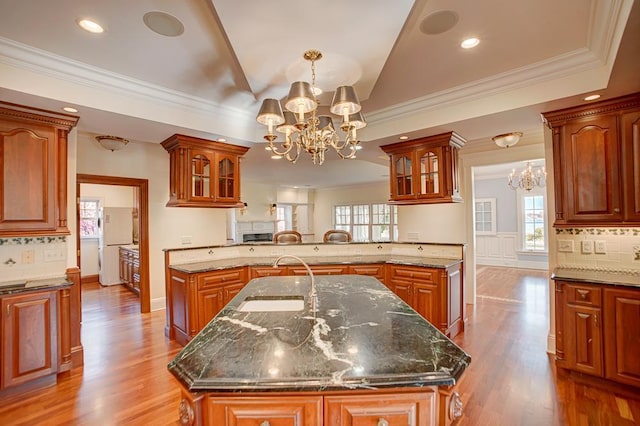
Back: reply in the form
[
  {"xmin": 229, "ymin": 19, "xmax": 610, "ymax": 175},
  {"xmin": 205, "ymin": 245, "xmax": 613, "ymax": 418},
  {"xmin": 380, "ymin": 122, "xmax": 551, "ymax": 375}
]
[{"xmin": 77, "ymin": 174, "xmax": 150, "ymax": 313}]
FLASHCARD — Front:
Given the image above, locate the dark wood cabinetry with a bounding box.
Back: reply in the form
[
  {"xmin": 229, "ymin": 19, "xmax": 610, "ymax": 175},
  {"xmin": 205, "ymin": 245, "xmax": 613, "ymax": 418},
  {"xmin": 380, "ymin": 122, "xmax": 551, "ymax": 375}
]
[
  {"xmin": 0, "ymin": 102, "xmax": 78, "ymax": 236},
  {"xmin": 161, "ymin": 134, "xmax": 249, "ymax": 208},
  {"xmin": 542, "ymin": 92, "xmax": 640, "ymax": 226},
  {"xmin": 554, "ymin": 280, "xmax": 640, "ymax": 388},
  {"xmin": 325, "ymin": 392, "xmax": 435, "ymax": 425},
  {"xmin": 348, "ymin": 263, "xmax": 386, "ymax": 284},
  {"xmin": 209, "ymin": 396, "xmax": 322, "ymax": 425},
  {"xmin": 380, "ymin": 132, "xmax": 465, "ymax": 205},
  {"xmin": 1, "ymin": 290, "xmax": 57, "ymax": 392},
  {"xmin": 119, "ymin": 247, "xmax": 140, "ymax": 295}
]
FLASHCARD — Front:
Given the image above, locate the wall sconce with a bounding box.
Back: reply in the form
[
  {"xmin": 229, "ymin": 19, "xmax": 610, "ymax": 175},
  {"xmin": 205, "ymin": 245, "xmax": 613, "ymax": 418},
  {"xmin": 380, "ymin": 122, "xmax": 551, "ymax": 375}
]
[
  {"xmin": 95, "ymin": 135, "xmax": 130, "ymax": 151},
  {"xmin": 270, "ymin": 203, "xmax": 277, "ymax": 216},
  {"xmin": 240, "ymin": 202, "xmax": 248, "ymax": 215}
]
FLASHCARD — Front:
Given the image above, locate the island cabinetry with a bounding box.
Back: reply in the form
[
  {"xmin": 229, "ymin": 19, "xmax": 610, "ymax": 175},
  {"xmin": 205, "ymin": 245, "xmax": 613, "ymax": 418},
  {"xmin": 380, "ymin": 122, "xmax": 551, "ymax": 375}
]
[
  {"xmin": 324, "ymin": 392, "xmax": 435, "ymax": 425},
  {"xmin": 161, "ymin": 134, "xmax": 249, "ymax": 208},
  {"xmin": 0, "ymin": 102, "xmax": 78, "ymax": 236},
  {"xmin": 603, "ymin": 287, "xmax": 640, "ymax": 387},
  {"xmin": 380, "ymin": 132, "xmax": 465, "ymax": 205},
  {"xmin": 347, "ymin": 264, "xmax": 386, "ymax": 284},
  {"xmin": 208, "ymin": 396, "xmax": 322, "ymax": 425},
  {"xmin": 554, "ymin": 280, "xmax": 640, "ymax": 388},
  {"xmin": 387, "ymin": 263, "xmax": 464, "ymax": 338},
  {"xmin": 1, "ymin": 290, "xmax": 57, "ymax": 391},
  {"xmin": 542, "ymin": 92, "xmax": 640, "ymax": 225}
]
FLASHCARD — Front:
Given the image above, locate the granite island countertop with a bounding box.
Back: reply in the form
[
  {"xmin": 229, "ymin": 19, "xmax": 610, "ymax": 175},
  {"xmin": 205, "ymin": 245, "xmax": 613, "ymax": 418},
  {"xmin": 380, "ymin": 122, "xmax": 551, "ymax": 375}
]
[
  {"xmin": 168, "ymin": 274, "xmax": 471, "ymax": 392},
  {"xmin": 0, "ymin": 276, "xmax": 72, "ymax": 296},
  {"xmin": 169, "ymin": 255, "xmax": 461, "ymax": 274}
]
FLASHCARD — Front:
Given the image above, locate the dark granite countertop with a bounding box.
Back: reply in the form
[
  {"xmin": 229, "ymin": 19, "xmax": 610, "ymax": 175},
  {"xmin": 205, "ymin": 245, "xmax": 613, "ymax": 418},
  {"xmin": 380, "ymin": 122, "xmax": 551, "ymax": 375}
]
[
  {"xmin": 0, "ymin": 276, "xmax": 72, "ymax": 296},
  {"xmin": 552, "ymin": 268, "xmax": 640, "ymax": 288},
  {"xmin": 168, "ymin": 275, "xmax": 471, "ymax": 392},
  {"xmin": 170, "ymin": 255, "xmax": 462, "ymax": 273}
]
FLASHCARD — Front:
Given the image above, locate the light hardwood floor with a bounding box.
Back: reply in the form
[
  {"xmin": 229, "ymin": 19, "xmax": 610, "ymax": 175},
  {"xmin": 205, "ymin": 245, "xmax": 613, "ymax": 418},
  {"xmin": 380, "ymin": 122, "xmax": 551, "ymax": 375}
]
[{"xmin": 0, "ymin": 267, "xmax": 638, "ymax": 425}]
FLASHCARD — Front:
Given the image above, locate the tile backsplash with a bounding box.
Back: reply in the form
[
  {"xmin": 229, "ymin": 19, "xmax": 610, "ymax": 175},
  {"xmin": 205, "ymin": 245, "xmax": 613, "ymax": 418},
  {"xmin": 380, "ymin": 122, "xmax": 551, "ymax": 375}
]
[
  {"xmin": 554, "ymin": 228, "xmax": 640, "ymax": 271},
  {"xmin": 0, "ymin": 236, "xmax": 68, "ymax": 282}
]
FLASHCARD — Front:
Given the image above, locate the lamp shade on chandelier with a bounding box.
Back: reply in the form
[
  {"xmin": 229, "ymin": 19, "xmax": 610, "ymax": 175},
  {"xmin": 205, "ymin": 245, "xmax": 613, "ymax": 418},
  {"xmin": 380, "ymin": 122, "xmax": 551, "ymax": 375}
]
[
  {"xmin": 508, "ymin": 162, "xmax": 546, "ymax": 191},
  {"xmin": 256, "ymin": 50, "xmax": 366, "ymax": 165}
]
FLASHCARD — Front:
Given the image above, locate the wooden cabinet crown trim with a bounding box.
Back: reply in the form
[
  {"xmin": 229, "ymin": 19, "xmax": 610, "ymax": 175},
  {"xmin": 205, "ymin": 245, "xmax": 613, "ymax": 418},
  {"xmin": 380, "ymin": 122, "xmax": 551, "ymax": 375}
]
[{"xmin": 542, "ymin": 92, "xmax": 640, "ymax": 127}]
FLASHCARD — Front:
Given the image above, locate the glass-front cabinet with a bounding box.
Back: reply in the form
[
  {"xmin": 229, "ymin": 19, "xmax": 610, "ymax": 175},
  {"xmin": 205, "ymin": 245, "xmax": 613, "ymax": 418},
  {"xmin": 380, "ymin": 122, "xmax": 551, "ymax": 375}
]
[
  {"xmin": 161, "ymin": 134, "xmax": 249, "ymax": 207},
  {"xmin": 382, "ymin": 132, "xmax": 465, "ymax": 204}
]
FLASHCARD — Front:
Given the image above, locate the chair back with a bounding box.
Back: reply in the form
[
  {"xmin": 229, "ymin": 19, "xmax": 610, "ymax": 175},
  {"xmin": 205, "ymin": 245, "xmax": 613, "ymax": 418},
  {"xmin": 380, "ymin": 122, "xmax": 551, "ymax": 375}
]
[
  {"xmin": 323, "ymin": 229, "xmax": 352, "ymax": 243},
  {"xmin": 273, "ymin": 230, "xmax": 302, "ymax": 244}
]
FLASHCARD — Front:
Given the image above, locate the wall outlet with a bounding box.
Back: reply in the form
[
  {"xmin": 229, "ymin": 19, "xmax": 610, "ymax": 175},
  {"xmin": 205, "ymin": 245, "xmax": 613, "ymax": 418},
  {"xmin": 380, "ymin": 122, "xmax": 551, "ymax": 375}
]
[
  {"xmin": 21, "ymin": 249, "xmax": 35, "ymax": 264},
  {"xmin": 581, "ymin": 240, "xmax": 594, "ymax": 254},
  {"xmin": 181, "ymin": 236, "xmax": 193, "ymax": 245},
  {"xmin": 594, "ymin": 240, "xmax": 607, "ymax": 254},
  {"xmin": 558, "ymin": 240, "xmax": 574, "ymax": 253},
  {"xmin": 407, "ymin": 232, "xmax": 420, "ymax": 241}
]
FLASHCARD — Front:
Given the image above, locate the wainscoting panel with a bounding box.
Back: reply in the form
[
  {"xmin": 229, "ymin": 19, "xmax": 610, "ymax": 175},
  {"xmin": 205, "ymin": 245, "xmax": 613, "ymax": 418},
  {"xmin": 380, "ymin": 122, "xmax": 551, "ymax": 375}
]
[{"xmin": 476, "ymin": 232, "xmax": 547, "ymax": 270}]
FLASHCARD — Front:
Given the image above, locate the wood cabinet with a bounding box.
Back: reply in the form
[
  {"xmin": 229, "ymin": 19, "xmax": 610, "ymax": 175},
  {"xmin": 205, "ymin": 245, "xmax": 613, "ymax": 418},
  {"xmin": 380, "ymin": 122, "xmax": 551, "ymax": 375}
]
[
  {"xmin": 325, "ymin": 392, "xmax": 436, "ymax": 425},
  {"xmin": 554, "ymin": 280, "xmax": 640, "ymax": 388},
  {"xmin": 161, "ymin": 134, "xmax": 249, "ymax": 208},
  {"xmin": 387, "ymin": 263, "xmax": 464, "ymax": 338},
  {"xmin": 119, "ymin": 247, "xmax": 140, "ymax": 295},
  {"xmin": 380, "ymin": 132, "xmax": 465, "ymax": 205},
  {"xmin": 290, "ymin": 264, "xmax": 349, "ymax": 276},
  {"xmin": 250, "ymin": 265, "xmax": 289, "ymax": 278},
  {"xmin": 1, "ymin": 290, "xmax": 57, "ymax": 390},
  {"xmin": 542, "ymin": 92, "xmax": 640, "ymax": 226},
  {"xmin": 209, "ymin": 396, "xmax": 322, "ymax": 425},
  {"xmin": 0, "ymin": 102, "xmax": 78, "ymax": 237},
  {"xmin": 348, "ymin": 263, "xmax": 386, "ymax": 284}
]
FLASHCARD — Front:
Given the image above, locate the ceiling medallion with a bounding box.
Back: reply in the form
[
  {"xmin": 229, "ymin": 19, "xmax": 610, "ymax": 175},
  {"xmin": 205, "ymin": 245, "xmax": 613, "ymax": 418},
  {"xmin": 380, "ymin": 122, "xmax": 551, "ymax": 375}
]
[{"xmin": 256, "ymin": 50, "xmax": 366, "ymax": 165}]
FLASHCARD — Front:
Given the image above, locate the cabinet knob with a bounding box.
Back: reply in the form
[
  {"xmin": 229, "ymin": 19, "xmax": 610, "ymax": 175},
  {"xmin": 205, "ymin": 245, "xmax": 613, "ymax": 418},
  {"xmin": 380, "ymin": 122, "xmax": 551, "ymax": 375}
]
[
  {"xmin": 378, "ymin": 419, "xmax": 389, "ymax": 426},
  {"xmin": 260, "ymin": 422, "xmax": 271, "ymax": 426},
  {"xmin": 594, "ymin": 314, "xmax": 599, "ymax": 328},
  {"xmin": 614, "ymin": 208, "xmax": 620, "ymax": 213},
  {"xmin": 5, "ymin": 304, "xmax": 9, "ymax": 317},
  {"xmin": 576, "ymin": 289, "xmax": 589, "ymax": 299}
]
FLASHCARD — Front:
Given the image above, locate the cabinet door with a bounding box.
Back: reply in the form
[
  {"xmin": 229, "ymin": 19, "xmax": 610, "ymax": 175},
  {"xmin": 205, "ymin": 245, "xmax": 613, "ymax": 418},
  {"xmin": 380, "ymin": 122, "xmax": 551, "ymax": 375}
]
[
  {"xmin": 415, "ymin": 146, "xmax": 442, "ymax": 199},
  {"xmin": 223, "ymin": 282, "xmax": 244, "ymax": 305},
  {"xmin": 189, "ymin": 149, "xmax": 214, "ymax": 201},
  {"xmin": 621, "ymin": 111, "xmax": 640, "ymax": 221},
  {"xmin": 0, "ymin": 125, "xmax": 57, "ymax": 233},
  {"xmin": 196, "ymin": 287, "xmax": 225, "ymax": 332},
  {"xmin": 390, "ymin": 153, "xmax": 414, "ymax": 200},
  {"xmin": 1, "ymin": 291, "xmax": 58, "ymax": 389},
  {"xmin": 214, "ymin": 152, "xmax": 239, "ymax": 202},
  {"xmin": 413, "ymin": 283, "xmax": 438, "ymax": 324},
  {"xmin": 325, "ymin": 392, "xmax": 435, "ymax": 426},
  {"xmin": 604, "ymin": 288, "xmax": 640, "ymax": 387},
  {"xmin": 560, "ymin": 115, "xmax": 623, "ymax": 223},
  {"xmin": 564, "ymin": 304, "xmax": 603, "ymax": 377},
  {"xmin": 208, "ymin": 396, "xmax": 322, "ymax": 426},
  {"xmin": 389, "ymin": 280, "xmax": 412, "ymax": 306}
]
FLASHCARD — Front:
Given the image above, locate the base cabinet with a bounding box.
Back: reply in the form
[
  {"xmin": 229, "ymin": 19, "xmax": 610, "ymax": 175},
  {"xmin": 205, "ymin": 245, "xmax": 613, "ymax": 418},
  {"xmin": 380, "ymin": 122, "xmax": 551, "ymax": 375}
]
[
  {"xmin": 1, "ymin": 290, "xmax": 57, "ymax": 391},
  {"xmin": 209, "ymin": 396, "xmax": 322, "ymax": 425},
  {"xmin": 555, "ymin": 280, "xmax": 640, "ymax": 388},
  {"xmin": 119, "ymin": 247, "xmax": 140, "ymax": 295},
  {"xmin": 325, "ymin": 392, "xmax": 435, "ymax": 426}
]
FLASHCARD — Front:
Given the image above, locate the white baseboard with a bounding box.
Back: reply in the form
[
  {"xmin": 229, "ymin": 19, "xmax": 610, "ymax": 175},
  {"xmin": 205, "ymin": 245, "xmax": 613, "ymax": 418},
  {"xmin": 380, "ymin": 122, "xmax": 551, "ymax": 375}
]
[{"xmin": 151, "ymin": 297, "xmax": 166, "ymax": 312}]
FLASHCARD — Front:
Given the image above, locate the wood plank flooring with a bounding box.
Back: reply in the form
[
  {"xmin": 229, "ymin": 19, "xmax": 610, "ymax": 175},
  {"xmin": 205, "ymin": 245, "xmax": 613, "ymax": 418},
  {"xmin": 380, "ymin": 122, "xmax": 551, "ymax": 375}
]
[{"xmin": 0, "ymin": 267, "xmax": 638, "ymax": 425}]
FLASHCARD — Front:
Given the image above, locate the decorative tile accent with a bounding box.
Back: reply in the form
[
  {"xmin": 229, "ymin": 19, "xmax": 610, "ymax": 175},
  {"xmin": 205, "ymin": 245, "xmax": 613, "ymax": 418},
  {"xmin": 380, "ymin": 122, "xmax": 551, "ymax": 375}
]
[
  {"xmin": 208, "ymin": 249, "xmax": 214, "ymax": 255},
  {"xmin": 249, "ymin": 247, "xmax": 254, "ymax": 252},
  {"xmin": 314, "ymin": 246, "xmax": 319, "ymax": 251},
  {"xmin": 0, "ymin": 236, "xmax": 66, "ymax": 245},
  {"xmin": 417, "ymin": 246, "xmax": 424, "ymax": 251},
  {"xmin": 556, "ymin": 264, "xmax": 640, "ymax": 275},
  {"xmin": 555, "ymin": 228, "xmax": 640, "ymax": 236}
]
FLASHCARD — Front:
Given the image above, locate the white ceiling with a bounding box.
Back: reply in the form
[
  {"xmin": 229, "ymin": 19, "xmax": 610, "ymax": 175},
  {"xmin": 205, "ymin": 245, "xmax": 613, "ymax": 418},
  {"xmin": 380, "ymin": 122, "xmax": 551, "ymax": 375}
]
[{"xmin": 0, "ymin": 0, "xmax": 638, "ymax": 188}]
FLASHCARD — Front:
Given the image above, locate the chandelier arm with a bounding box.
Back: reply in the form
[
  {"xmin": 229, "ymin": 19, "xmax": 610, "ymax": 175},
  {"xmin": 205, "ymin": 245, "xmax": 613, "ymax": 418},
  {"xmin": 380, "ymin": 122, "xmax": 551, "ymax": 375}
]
[{"xmin": 269, "ymin": 139, "xmax": 294, "ymax": 157}]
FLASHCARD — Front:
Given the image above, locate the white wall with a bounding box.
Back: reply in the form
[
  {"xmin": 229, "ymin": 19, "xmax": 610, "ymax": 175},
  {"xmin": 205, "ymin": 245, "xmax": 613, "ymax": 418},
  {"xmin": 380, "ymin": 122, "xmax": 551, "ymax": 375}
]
[
  {"xmin": 75, "ymin": 133, "xmax": 228, "ymax": 310},
  {"xmin": 398, "ymin": 203, "xmax": 467, "ymax": 243}
]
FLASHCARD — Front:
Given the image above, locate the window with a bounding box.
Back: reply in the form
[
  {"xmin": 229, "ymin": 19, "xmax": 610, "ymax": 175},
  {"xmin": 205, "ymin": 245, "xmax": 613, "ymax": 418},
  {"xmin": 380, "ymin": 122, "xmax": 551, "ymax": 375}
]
[
  {"xmin": 333, "ymin": 203, "xmax": 398, "ymax": 242},
  {"xmin": 80, "ymin": 199, "xmax": 100, "ymax": 238},
  {"xmin": 517, "ymin": 189, "xmax": 547, "ymax": 252},
  {"xmin": 275, "ymin": 205, "xmax": 292, "ymax": 232},
  {"xmin": 474, "ymin": 198, "xmax": 496, "ymax": 235}
]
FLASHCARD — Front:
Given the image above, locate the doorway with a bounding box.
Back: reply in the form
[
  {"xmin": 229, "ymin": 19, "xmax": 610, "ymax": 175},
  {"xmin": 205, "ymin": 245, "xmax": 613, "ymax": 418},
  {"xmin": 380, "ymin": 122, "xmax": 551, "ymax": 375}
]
[{"xmin": 77, "ymin": 174, "xmax": 150, "ymax": 313}]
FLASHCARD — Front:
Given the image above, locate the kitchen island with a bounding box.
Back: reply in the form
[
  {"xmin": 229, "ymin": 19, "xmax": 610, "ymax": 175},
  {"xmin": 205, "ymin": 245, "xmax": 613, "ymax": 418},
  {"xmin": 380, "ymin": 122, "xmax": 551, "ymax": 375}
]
[{"xmin": 168, "ymin": 274, "xmax": 470, "ymax": 425}]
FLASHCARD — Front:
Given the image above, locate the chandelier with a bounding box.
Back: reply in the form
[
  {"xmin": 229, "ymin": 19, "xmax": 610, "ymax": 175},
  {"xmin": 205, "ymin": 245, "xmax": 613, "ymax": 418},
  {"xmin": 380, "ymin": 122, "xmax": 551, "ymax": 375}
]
[
  {"xmin": 255, "ymin": 50, "xmax": 366, "ymax": 165},
  {"xmin": 508, "ymin": 162, "xmax": 546, "ymax": 191}
]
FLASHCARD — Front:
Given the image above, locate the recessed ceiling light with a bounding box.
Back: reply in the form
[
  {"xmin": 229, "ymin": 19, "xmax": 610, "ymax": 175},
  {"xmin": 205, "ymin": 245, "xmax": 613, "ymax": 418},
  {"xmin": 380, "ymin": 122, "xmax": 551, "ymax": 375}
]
[
  {"xmin": 461, "ymin": 38, "xmax": 480, "ymax": 49},
  {"xmin": 77, "ymin": 19, "xmax": 104, "ymax": 34},
  {"xmin": 399, "ymin": 136, "xmax": 409, "ymax": 140},
  {"xmin": 143, "ymin": 11, "xmax": 184, "ymax": 37},
  {"xmin": 584, "ymin": 94, "xmax": 601, "ymax": 101},
  {"xmin": 62, "ymin": 106, "xmax": 78, "ymax": 113}
]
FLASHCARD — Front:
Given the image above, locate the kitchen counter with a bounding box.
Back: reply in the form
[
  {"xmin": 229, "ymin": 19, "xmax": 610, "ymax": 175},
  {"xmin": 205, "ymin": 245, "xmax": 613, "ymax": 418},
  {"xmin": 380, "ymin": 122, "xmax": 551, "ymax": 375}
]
[
  {"xmin": 168, "ymin": 274, "xmax": 470, "ymax": 392},
  {"xmin": 551, "ymin": 267, "xmax": 640, "ymax": 287},
  {"xmin": 169, "ymin": 254, "xmax": 462, "ymax": 274},
  {"xmin": 0, "ymin": 276, "xmax": 72, "ymax": 295}
]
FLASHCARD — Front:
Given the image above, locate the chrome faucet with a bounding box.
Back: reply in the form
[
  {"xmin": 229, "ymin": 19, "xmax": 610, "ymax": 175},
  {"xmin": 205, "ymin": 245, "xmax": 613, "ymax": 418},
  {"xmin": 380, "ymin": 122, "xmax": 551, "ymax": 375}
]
[{"xmin": 273, "ymin": 254, "xmax": 317, "ymax": 312}]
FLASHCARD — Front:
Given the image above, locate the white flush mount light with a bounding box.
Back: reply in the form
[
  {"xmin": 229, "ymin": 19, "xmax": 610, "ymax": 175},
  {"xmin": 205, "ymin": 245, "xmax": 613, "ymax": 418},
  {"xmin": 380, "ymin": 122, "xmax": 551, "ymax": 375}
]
[
  {"xmin": 584, "ymin": 94, "xmax": 601, "ymax": 101},
  {"xmin": 461, "ymin": 38, "xmax": 480, "ymax": 49},
  {"xmin": 77, "ymin": 19, "xmax": 104, "ymax": 34},
  {"xmin": 63, "ymin": 106, "xmax": 78, "ymax": 113},
  {"xmin": 95, "ymin": 135, "xmax": 129, "ymax": 151},
  {"xmin": 493, "ymin": 132, "xmax": 523, "ymax": 148}
]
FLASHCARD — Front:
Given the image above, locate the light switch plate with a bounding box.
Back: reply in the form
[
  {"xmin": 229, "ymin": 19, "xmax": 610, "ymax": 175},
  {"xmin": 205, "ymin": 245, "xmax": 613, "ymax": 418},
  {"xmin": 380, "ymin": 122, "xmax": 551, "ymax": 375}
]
[
  {"xmin": 594, "ymin": 241, "xmax": 607, "ymax": 254},
  {"xmin": 558, "ymin": 240, "xmax": 574, "ymax": 253},
  {"xmin": 581, "ymin": 240, "xmax": 594, "ymax": 254}
]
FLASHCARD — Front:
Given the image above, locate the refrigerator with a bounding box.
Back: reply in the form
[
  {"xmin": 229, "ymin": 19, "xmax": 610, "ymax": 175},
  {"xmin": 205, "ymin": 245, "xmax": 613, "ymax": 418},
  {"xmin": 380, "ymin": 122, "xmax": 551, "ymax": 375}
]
[{"xmin": 98, "ymin": 207, "xmax": 133, "ymax": 286}]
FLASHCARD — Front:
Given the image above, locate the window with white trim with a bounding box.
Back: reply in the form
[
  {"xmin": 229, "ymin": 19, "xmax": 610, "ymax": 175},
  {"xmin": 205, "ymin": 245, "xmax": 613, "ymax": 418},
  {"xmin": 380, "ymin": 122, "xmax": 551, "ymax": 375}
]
[
  {"xmin": 517, "ymin": 188, "xmax": 547, "ymax": 252},
  {"xmin": 80, "ymin": 199, "xmax": 100, "ymax": 239},
  {"xmin": 474, "ymin": 198, "xmax": 496, "ymax": 235},
  {"xmin": 333, "ymin": 203, "xmax": 398, "ymax": 242}
]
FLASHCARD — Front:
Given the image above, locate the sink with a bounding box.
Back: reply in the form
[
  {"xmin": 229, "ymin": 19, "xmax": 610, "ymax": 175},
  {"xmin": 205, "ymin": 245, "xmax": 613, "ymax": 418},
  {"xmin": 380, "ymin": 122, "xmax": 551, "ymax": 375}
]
[{"xmin": 237, "ymin": 295, "xmax": 305, "ymax": 312}]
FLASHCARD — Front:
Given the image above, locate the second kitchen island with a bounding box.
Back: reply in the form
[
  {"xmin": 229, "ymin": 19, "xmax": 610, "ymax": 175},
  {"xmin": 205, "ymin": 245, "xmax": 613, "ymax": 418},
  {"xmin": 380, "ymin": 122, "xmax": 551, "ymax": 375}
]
[{"xmin": 168, "ymin": 274, "xmax": 470, "ymax": 425}]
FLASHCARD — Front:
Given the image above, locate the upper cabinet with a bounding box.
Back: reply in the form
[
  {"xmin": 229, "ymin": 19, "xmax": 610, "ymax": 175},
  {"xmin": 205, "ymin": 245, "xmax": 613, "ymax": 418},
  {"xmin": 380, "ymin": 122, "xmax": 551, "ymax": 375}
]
[
  {"xmin": 542, "ymin": 92, "xmax": 640, "ymax": 226},
  {"xmin": 161, "ymin": 134, "xmax": 249, "ymax": 208},
  {"xmin": 380, "ymin": 132, "xmax": 465, "ymax": 204},
  {"xmin": 0, "ymin": 102, "xmax": 78, "ymax": 237}
]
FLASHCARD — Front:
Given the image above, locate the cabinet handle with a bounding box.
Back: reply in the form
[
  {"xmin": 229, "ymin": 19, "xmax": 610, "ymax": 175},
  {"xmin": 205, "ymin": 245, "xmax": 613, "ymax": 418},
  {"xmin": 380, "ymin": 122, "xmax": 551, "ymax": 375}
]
[
  {"xmin": 576, "ymin": 289, "xmax": 589, "ymax": 299},
  {"xmin": 614, "ymin": 208, "xmax": 620, "ymax": 213},
  {"xmin": 594, "ymin": 314, "xmax": 599, "ymax": 328},
  {"xmin": 260, "ymin": 422, "xmax": 270, "ymax": 426},
  {"xmin": 378, "ymin": 419, "xmax": 389, "ymax": 426},
  {"xmin": 5, "ymin": 305, "xmax": 9, "ymax": 316}
]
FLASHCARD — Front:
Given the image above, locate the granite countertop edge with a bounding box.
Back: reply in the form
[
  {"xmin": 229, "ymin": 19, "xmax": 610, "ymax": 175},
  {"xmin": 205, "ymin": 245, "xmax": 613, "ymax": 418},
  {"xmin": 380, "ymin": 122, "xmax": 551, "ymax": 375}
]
[
  {"xmin": 163, "ymin": 241, "xmax": 467, "ymax": 252},
  {"xmin": 551, "ymin": 268, "xmax": 640, "ymax": 288},
  {"xmin": 0, "ymin": 276, "xmax": 73, "ymax": 295}
]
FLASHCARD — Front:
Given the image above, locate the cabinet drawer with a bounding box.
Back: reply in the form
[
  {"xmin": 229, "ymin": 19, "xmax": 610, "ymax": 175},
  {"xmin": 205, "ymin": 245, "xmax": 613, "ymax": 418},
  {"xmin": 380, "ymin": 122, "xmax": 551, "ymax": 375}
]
[
  {"xmin": 566, "ymin": 284, "xmax": 602, "ymax": 307},
  {"xmin": 389, "ymin": 266, "xmax": 438, "ymax": 284},
  {"xmin": 208, "ymin": 396, "xmax": 322, "ymax": 425},
  {"xmin": 291, "ymin": 265, "xmax": 348, "ymax": 276},
  {"xmin": 198, "ymin": 268, "xmax": 246, "ymax": 288}
]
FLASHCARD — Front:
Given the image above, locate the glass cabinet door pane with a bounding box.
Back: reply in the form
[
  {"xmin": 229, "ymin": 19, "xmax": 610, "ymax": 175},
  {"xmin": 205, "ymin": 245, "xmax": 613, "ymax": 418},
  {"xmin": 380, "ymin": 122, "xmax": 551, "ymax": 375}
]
[
  {"xmin": 191, "ymin": 154, "xmax": 210, "ymax": 197},
  {"xmin": 420, "ymin": 151, "xmax": 439, "ymax": 195},
  {"xmin": 218, "ymin": 157, "xmax": 235, "ymax": 198},
  {"xmin": 395, "ymin": 155, "xmax": 413, "ymax": 196}
]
